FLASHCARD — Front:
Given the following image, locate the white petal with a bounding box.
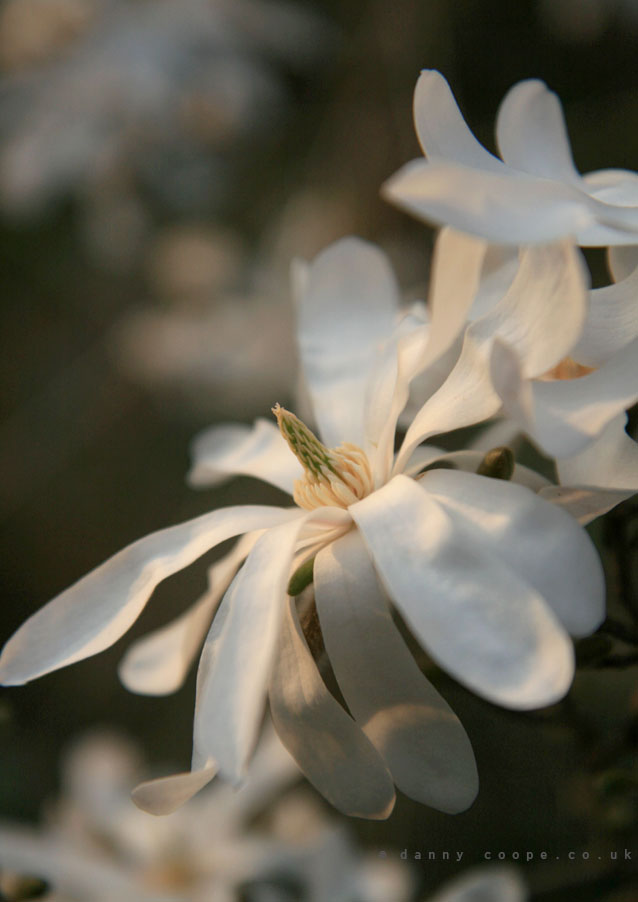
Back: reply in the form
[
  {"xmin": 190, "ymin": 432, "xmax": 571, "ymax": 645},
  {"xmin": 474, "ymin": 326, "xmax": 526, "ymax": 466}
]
[
  {"xmin": 492, "ymin": 336, "xmax": 638, "ymax": 457},
  {"xmin": 573, "ymin": 264, "xmax": 638, "ymax": 367},
  {"xmin": 351, "ymin": 476, "xmax": 575, "ymax": 709},
  {"xmin": 364, "ymin": 232, "xmax": 489, "ymax": 480},
  {"xmin": 383, "ymin": 158, "xmax": 594, "ymax": 245},
  {"xmin": 269, "ymin": 596, "xmax": 396, "ymax": 820},
  {"xmin": 394, "ymin": 241, "xmax": 587, "ymax": 472},
  {"xmin": 314, "ymin": 532, "xmax": 478, "ymax": 813},
  {"xmin": 423, "ymin": 468, "xmax": 605, "ymax": 636},
  {"xmin": 406, "ymin": 448, "xmax": 550, "ymax": 493},
  {"xmin": 539, "ymin": 485, "xmax": 633, "ymax": 525},
  {"xmin": 192, "ymin": 508, "xmax": 348, "ymax": 781},
  {"xmin": 297, "ymin": 237, "xmax": 399, "ymax": 449},
  {"xmin": 608, "ymin": 244, "xmax": 638, "ymax": 282},
  {"xmin": 0, "ymin": 506, "xmax": 299, "ymax": 686},
  {"xmin": 394, "ymin": 331, "xmax": 502, "ymax": 475},
  {"xmin": 496, "ymin": 79, "xmax": 580, "ymax": 184},
  {"xmin": 118, "ymin": 532, "xmax": 259, "ymax": 696},
  {"xmin": 557, "ymin": 412, "xmax": 638, "ymax": 492},
  {"xmin": 132, "ymin": 766, "xmax": 218, "ymax": 816},
  {"xmin": 413, "ymin": 70, "xmax": 503, "ymax": 172},
  {"xmin": 188, "ymin": 419, "xmax": 301, "ymax": 493},
  {"xmin": 430, "ymin": 866, "xmax": 527, "ymax": 902}
]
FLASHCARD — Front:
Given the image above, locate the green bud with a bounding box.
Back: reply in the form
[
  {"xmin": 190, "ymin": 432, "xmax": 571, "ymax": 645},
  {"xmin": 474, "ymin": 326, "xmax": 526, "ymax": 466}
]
[
  {"xmin": 287, "ymin": 556, "xmax": 315, "ymax": 596},
  {"xmin": 476, "ymin": 446, "xmax": 515, "ymax": 481}
]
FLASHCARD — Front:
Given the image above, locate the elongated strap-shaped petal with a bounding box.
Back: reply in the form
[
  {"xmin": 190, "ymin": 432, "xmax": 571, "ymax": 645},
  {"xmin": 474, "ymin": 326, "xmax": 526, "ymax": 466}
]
[
  {"xmin": 394, "ymin": 241, "xmax": 587, "ymax": 473},
  {"xmin": 557, "ymin": 413, "xmax": 638, "ymax": 494},
  {"xmin": 188, "ymin": 419, "xmax": 301, "ymax": 494},
  {"xmin": 492, "ymin": 336, "xmax": 638, "ymax": 458},
  {"xmin": 132, "ymin": 765, "xmax": 218, "ymax": 816},
  {"xmin": 314, "ymin": 532, "xmax": 478, "ymax": 812},
  {"xmin": 118, "ymin": 532, "xmax": 260, "ymax": 696},
  {"xmin": 0, "ymin": 506, "xmax": 300, "ymax": 686},
  {"xmin": 574, "ymin": 264, "xmax": 638, "ymax": 367},
  {"xmin": 351, "ymin": 476, "xmax": 575, "ymax": 710},
  {"xmin": 297, "ymin": 237, "xmax": 399, "ymax": 449},
  {"xmin": 413, "ymin": 70, "xmax": 504, "ymax": 172},
  {"xmin": 269, "ymin": 595, "xmax": 396, "ymax": 820},
  {"xmin": 192, "ymin": 507, "xmax": 350, "ymax": 782},
  {"xmin": 496, "ymin": 79, "xmax": 581, "ymax": 184},
  {"xmin": 539, "ymin": 485, "xmax": 633, "ymax": 526},
  {"xmin": 383, "ymin": 158, "xmax": 594, "ymax": 245},
  {"xmin": 422, "ymin": 469, "xmax": 605, "ymax": 636},
  {"xmin": 366, "ymin": 229, "xmax": 486, "ymax": 484},
  {"xmin": 429, "ymin": 866, "xmax": 526, "ymax": 902}
]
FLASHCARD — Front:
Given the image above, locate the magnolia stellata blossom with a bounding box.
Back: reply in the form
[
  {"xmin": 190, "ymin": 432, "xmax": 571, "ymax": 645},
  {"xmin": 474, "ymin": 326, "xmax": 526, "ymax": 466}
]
[
  {"xmin": 0, "ymin": 238, "xmax": 605, "ymax": 820},
  {"xmin": 384, "ymin": 69, "xmax": 638, "ymax": 246}
]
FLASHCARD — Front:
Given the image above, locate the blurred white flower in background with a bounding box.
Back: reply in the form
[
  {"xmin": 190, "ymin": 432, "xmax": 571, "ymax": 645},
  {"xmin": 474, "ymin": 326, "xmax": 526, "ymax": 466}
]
[
  {"xmin": 384, "ymin": 69, "xmax": 638, "ymax": 246},
  {"xmin": 0, "ymin": 0, "xmax": 334, "ymax": 266},
  {"xmin": 0, "ymin": 726, "xmax": 415, "ymax": 901},
  {"xmin": 0, "ymin": 234, "xmax": 612, "ymax": 822}
]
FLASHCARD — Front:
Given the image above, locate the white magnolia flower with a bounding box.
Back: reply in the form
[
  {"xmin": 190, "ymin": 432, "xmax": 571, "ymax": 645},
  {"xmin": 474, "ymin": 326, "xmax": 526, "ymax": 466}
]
[
  {"xmin": 0, "ymin": 238, "xmax": 605, "ymax": 820},
  {"xmin": 384, "ymin": 69, "xmax": 638, "ymax": 246},
  {"xmin": 0, "ymin": 727, "xmax": 414, "ymax": 902}
]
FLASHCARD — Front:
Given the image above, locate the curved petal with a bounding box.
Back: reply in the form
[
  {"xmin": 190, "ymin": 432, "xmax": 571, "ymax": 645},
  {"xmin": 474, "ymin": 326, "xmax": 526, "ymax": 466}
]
[
  {"xmin": 423, "ymin": 469, "xmax": 605, "ymax": 636},
  {"xmin": 539, "ymin": 485, "xmax": 633, "ymax": 526},
  {"xmin": 192, "ymin": 507, "xmax": 350, "ymax": 782},
  {"xmin": 574, "ymin": 264, "xmax": 638, "ymax": 367},
  {"xmin": 496, "ymin": 79, "xmax": 580, "ymax": 184},
  {"xmin": 383, "ymin": 158, "xmax": 594, "ymax": 245},
  {"xmin": 608, "ymin": 244, "xmax": 638, "ymax": 282},
  {"xmin": 394, "ymin": 241, "xmax": 587, "ymax": 472},
  {"xmin": 132, "ymin": 766, "xmax": 218, "ymax": 816},
  {"xmin": 0, "ymin": 505, "xmax": 299, "ymax": 686},
  {"xmin": 269, "ymin": 595, "xmax": 396, "ymax": 820},
  {"xmin": 492, "ymin": 336, "xmax": 638, "ymax": 457},
  {"xmin": 314, "ymin": 532, "xmax": 478, "ymax": 813},
  {"xmin": 118, "ymin": 532, "xmax": 259, "ymax": 696},
  {"xmin": 351, "ymin": 476, "xmax": 575, "ymax": 710},
  {"xmin": 557, "ymin": 412, "xmax": 638, "ymax": 492},
  {"xmin": 368, "ymin": 227, "xmax": 487, "ymax": 474},
  {"xmin": 297, "ymin": 237, "xmax": 399, "ymax": 449},
  {"xmin": 413, "ymin": 70, "xmax": 503, "ymax": 172},
  {"xmin": 188, "ymin": 419, "xmax": 301, "ymax": 494}
]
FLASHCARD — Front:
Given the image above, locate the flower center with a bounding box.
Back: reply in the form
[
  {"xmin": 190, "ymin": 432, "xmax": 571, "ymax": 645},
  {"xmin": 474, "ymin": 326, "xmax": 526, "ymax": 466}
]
[{"xmin": 273, "ymin": 404, "xmax": 374, "ymax": 510}]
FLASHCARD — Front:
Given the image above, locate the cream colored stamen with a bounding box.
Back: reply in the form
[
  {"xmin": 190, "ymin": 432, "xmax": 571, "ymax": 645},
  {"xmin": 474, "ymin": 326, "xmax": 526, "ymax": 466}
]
[{"xmin": 273, "ymin": 404, "xmax": 373, "ymax": 510}]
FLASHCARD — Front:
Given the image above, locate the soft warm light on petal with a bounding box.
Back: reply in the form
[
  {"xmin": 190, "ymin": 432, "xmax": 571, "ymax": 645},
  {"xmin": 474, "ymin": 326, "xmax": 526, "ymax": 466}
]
[
  {"xmin": 0, "ymin": 506, "xmax": 300, "ymax": 686},
  {"xmin": 314, "ymin": 532, "xmax": 478, "ymax": 812},
  {"xmin": 193, "ymin": 507, "xmax": 350, "ymax": 782},
  {"xmin": 496, "ymin": 79, "xmax": 580, "ymax": 184},
  {"xmin": 118, "ymin": 532, "xmax": 259, "ymax": 696},
  {"xmin": 351, "ymin": 476, "xmax": 575, "ymax": 709},
  {"xmin": 423, "ymin": 469, "xmax": 605, "ymax": 636},
  {"xmin": 188, "ymin": 419, "xmax": 302, "ymax": 494},
  {"xmin": 297, "ymin": 237, "xmax": 399, "ymax": 450},
  {"xmin": 269, "ymin": 595, "xmax": 396, "ymax": 820},
  {"xmin": 132, "ymin": 766, "xmax": 218, "ymax": 816},
  {"xmin": 574, "ymin": 264, "xmax": 638, "ymax": 367}
]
